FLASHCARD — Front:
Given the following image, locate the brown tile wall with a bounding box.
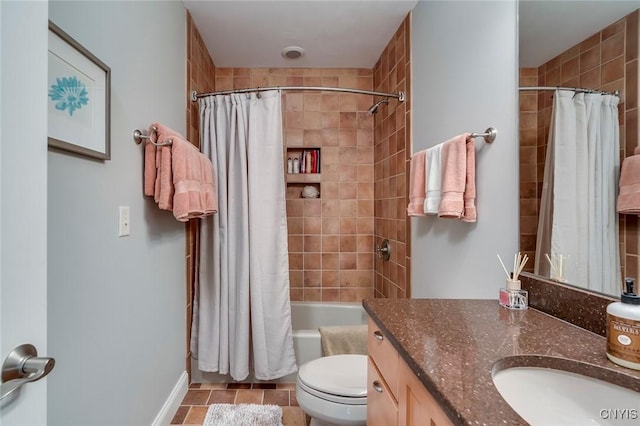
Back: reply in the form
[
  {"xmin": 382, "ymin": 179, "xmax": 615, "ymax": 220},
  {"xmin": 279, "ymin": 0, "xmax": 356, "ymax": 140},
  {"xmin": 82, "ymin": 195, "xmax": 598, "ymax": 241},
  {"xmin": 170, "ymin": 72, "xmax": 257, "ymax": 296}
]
[
  {"xmin": 518, "ymin": 68, "xmax": 539, "ymax": 272},
  {"xmin": 214, "ymin": 67, "xmax": 376, "ymax": 302},
  {"xmin": 373, "ymin": 14, "xmax": 411, "ymax": 298},
  {"xmin": 519, "ymin": 10, "xmax": 639, "ymax": 282},
  {"xmin": 186, "ymin": 11, "xmax": 216, "ymax": 379}
]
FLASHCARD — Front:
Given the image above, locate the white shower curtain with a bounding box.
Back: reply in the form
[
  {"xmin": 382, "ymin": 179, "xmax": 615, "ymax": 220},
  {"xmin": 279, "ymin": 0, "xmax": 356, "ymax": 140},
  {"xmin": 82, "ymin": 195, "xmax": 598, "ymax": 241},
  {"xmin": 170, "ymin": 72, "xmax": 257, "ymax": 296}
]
[
  {"xmin": 191, "ymin": 90, "xmax": 297, "ymax": 381},
  {"xmin": 535, "ymin": 90, "xmax": 621, "ymax": 294}
]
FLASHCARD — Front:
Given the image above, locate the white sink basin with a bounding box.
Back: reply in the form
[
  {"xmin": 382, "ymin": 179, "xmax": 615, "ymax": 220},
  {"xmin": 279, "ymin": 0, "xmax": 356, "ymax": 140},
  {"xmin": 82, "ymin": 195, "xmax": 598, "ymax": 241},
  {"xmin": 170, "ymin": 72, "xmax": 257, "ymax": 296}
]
[{"xmin": 492, "ymin": 366, "xmax": 640, "ymax": 425}]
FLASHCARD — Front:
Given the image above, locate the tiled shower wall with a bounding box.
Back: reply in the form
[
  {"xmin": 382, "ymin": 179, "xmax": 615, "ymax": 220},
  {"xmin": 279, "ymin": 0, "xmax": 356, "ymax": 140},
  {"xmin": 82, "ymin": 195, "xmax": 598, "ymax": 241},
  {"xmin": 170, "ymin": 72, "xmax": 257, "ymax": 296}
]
[
  {"xmin": 214, "ymin": 67, "xmax": 376, "ymax": 302},
  {"xmin": 186, "ymin": 11, "xmax": 216, "ymax": 377},
  {"xmin": 373, "ymin": 14, "xmax": 412, "ymax": 298},
  {"xmin": 519, "ymin": 10, "xmax": 638, "ymax": 280}
]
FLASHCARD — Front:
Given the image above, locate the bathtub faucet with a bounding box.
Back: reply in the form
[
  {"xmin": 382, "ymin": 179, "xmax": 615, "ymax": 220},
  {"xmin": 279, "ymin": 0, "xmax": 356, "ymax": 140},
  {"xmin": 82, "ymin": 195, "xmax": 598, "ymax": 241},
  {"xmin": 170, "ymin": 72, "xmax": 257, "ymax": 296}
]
[{"xmin": 375, "ymin": 239, "xmax": 391, "ymax": 261}]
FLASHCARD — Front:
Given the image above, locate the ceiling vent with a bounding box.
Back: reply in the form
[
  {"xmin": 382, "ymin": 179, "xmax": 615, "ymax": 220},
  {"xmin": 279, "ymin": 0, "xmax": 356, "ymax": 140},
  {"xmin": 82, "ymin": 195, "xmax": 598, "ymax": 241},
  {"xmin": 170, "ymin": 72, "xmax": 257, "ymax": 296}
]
[{"xmin": 281, "ymin": 46, "xmax": 305, "ymax": 60}]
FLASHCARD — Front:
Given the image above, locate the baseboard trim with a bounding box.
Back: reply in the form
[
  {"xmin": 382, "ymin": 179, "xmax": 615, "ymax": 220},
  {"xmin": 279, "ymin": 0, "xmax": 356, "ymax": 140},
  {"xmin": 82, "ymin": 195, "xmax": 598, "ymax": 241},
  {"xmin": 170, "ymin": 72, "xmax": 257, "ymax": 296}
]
[{"xmin": 152, "ymin": 370, "xmax": 188, "ymax": 426}]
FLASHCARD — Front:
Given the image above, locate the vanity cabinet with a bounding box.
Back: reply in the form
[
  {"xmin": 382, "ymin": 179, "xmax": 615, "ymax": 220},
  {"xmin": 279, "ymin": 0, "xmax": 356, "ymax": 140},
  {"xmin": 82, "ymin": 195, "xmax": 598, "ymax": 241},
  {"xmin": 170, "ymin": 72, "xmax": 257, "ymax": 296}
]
[
  {"xmin": 397, "ymin": 358, "xmax": 454, "ymax": 426},
  {"xmin": 368, "ymin": 318, "xmax": 453, "ymax": 426},
  {"xmin": 367, "ymin": 318, "xmax": 399, "ymax": 426}
]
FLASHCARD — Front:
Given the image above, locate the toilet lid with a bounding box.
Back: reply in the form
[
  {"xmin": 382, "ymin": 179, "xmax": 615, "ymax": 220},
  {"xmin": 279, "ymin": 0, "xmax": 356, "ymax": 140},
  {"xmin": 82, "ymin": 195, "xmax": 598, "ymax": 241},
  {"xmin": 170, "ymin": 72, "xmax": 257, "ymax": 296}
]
[{"xmin": 298, "ymin": 354, "xmax": 368, "ymax": 398}]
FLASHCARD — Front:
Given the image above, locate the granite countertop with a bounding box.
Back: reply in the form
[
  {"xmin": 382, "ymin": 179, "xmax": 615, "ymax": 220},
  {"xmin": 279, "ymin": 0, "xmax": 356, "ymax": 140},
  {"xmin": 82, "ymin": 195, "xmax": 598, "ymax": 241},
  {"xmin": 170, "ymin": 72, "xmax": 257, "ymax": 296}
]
[{"xmin": 363, "ymin": 299, "xmax": 640, "ymax": 425}]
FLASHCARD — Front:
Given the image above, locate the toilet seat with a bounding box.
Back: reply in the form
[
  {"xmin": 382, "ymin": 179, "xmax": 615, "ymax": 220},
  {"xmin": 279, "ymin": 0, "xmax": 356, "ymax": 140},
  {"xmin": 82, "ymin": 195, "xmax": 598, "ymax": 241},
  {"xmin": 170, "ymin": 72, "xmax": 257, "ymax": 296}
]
[{"xmin": 297, "ymin": 354, "xmax": 367, "ymax": 405}]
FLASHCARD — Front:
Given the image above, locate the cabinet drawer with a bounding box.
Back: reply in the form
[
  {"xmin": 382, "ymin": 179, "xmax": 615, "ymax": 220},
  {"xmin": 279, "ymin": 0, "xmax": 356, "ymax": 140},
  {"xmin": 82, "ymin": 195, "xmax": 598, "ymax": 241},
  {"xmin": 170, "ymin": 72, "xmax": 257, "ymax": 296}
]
[
  {"xmin": 367, "ymin": 317, "xmax": 399, "ymax": 399},
  {"xmin": 367, "ymin": 358, "xmax": 398, "ymax": 426}
]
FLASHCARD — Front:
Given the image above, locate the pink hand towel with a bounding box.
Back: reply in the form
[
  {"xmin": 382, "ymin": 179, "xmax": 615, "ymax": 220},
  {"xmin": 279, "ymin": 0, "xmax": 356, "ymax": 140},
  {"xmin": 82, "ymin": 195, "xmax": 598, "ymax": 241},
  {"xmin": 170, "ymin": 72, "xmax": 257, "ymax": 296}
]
[
  {"xmin": 157, "ymin": 145, "xmax": 173, "ymax": 210},
  {"xmin": 438, "ymin": 133, "xmax": 472, "ymax": 220},
  {"xmin": 407, "ymin": 150, "xmax": 426, "ymax": 216},
  {"xmin": 461, "ymin": 137, "xmax": 477, "ymax": 222},
  {"xmin": 171, "ymin": 137, "xmax": 218, "ymax": 222},
  {"xmin": 617, "ymin": 146, "xmax": 640, "ymax": 214},
  {"xmin": 143, "ymin": 124, "xmax": 157, "ymax": 196},
  {"xmin": 146, "ymin": 123, "xmax": 184, "ymax": 205}
]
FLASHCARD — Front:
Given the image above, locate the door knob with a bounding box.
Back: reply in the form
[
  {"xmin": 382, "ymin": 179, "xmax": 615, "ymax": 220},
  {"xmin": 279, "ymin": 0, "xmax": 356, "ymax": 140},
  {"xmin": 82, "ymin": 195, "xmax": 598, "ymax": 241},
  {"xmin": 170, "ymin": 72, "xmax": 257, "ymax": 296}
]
[{"xmin": 1, "ymin": 344, "xmax": 55, "ymax": 401}]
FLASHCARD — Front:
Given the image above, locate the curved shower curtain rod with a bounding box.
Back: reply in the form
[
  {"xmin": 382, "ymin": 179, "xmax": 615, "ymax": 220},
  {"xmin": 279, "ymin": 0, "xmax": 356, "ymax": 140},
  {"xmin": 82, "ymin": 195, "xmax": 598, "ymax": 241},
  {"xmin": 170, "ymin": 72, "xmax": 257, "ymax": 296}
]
[
  {"xmin": 191, "ymin": 87, "xmax": 405, "ymax": 102},
  {"xmin": 519, "ymin": 86, "xmax": 620, "ymax": 97}
]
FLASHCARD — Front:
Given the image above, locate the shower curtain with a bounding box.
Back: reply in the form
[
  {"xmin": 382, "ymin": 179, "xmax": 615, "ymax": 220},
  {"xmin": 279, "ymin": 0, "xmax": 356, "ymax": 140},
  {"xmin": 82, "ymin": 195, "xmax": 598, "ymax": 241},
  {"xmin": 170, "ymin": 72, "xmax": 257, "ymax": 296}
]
[
  {"xmin": 191, "ymin": 90, "xmax": 297, "ymax": 381},
  {"xmin": 534, "ymin": 90, "xmax": 621, "ymax": 295}
]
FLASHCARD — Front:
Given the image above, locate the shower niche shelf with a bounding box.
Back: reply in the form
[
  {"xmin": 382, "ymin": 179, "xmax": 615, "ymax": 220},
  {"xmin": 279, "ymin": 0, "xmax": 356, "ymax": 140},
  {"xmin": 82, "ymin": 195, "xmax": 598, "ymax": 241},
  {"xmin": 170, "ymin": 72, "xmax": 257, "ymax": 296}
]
[
  {"xmin": 286, "ymin": 173, "xmax": 321, "ymax": 184},
  {"xmin": 285, "ymin": 147, "xmax": 321, "ymax": 180}
]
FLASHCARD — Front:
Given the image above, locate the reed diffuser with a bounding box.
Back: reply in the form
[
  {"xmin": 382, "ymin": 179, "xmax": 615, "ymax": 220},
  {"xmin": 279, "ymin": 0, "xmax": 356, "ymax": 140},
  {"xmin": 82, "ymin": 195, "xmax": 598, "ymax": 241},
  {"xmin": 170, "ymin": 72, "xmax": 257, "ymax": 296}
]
[{"xmin": 497, "ymin": 252, "xmax": 529, "ymax": 310}]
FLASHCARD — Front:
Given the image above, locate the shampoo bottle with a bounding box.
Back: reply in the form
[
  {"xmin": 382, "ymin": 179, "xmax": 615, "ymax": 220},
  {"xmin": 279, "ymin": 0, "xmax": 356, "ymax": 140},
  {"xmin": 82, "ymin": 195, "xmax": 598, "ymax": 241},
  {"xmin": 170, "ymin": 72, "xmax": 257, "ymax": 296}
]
[{"xmin": 606, "ymin": 277, "xmax": 640, "ymax": 370}]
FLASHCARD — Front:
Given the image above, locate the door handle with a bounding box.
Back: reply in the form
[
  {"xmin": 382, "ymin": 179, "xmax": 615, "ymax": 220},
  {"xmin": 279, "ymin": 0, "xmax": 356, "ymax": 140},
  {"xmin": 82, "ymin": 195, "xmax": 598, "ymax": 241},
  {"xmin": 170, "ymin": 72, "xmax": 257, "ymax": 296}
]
[{"xmin": 1, "ymin": 344, "xmax": 55, "ymax": 401}]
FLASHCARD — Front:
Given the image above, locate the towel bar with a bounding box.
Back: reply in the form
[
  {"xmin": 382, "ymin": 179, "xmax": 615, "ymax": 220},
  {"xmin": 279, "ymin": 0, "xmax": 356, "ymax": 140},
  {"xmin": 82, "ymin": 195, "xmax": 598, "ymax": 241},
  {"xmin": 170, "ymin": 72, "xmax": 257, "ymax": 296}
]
[
  {"xmin": 468, "ymin": 127, "xmax": 497, "ymax": 144},
  {"xmin": 133, "ymin": 128, "xmax": 173, "ymax": 147}
]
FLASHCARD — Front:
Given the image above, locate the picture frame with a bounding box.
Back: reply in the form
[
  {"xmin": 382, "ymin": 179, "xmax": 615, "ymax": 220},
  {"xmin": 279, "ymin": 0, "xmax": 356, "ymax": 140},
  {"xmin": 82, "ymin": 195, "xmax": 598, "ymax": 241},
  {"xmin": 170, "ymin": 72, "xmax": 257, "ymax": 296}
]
[{"xmin": 47, "ymin": 21, "xmax": 111, "ymax": 160}]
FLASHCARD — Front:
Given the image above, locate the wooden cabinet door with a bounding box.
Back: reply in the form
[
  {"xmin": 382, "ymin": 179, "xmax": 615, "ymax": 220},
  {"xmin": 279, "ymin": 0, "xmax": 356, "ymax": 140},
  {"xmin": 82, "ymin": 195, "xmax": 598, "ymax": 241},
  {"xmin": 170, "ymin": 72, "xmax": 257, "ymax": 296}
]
[
  {"xmin": 398, "ymin": 359, "xmax": 454, "ymax": 426},
  {"xmin": 367, "ymin": 358, "xmax": 398, "ymax": 426}
]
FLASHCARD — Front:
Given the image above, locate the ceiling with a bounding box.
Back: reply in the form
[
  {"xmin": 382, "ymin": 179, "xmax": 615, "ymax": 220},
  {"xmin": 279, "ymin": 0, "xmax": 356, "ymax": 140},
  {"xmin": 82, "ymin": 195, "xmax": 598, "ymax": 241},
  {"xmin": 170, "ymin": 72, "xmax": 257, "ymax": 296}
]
[
  {"xmin": 183, "ymin": 0, "xmax": 418, "ymax": 69},
  {"xmin": 183, "ymin": 0, "xmax": 640, "ymax": 70},
  {"xmin": 519, "ymin": 0, "xmax": 640, "ymax": 67}
]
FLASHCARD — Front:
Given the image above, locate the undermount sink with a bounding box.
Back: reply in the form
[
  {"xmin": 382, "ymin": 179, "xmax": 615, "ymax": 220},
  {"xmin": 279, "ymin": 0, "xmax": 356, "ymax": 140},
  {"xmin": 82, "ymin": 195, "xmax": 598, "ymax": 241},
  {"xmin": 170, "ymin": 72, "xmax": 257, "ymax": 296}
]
[{"xmin": 492, "ymin": 365, "xmax": 640, "ymax": 425}]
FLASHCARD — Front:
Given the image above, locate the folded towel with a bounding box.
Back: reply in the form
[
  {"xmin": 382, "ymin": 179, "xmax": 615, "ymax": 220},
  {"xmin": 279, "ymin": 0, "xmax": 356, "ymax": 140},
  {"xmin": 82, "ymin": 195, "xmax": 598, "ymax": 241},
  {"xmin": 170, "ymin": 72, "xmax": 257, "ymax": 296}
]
[
  {"xmin": 461, "ymin": 136, "xmax": 477, "ymax": 222},
  {"xmin": 617, "ymin": 146, "xmax": 640, "ymax": 214},
  {"xmin": 407, "ymin": 150, "xmax": 426, "ymax": 216},
  {"xmin": 143, "ymin": 124, "xmax": 157, "ymax": 197},
  {"xmin": 438, "ymin": 133, "xmax": 476, "ymax": 222},
  {"xmin": 171, "ymin": 137, "xmax": 218, "ymax": 222},
  {"xmin": 154, "ymin": 146, "xmax": 162, "ymax": 203},
  {"xmin": 423, "ymin": 144, "xmax": 443, "ymax": 214},
  {"xmin": 151, "ymin": 123, "xmax": 185, "ymax": 210},
  {"xmin": 318, "ymin": 325, "xmax": 368, "ymax": 356},
  {"xmin": 157, "ymin": 145, "xmax": 174, "ymax": 210},
  {"xmin": 438, "ymin": 134, "xmax": 467, "ymax": 218}
]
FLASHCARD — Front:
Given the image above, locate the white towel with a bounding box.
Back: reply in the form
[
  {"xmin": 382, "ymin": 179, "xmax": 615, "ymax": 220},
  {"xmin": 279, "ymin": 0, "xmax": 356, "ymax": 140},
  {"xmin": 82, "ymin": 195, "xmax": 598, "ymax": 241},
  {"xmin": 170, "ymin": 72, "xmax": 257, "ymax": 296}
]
[{"xmin": 423, "ymin": 144, "xmax": 443, "ymax": 214}]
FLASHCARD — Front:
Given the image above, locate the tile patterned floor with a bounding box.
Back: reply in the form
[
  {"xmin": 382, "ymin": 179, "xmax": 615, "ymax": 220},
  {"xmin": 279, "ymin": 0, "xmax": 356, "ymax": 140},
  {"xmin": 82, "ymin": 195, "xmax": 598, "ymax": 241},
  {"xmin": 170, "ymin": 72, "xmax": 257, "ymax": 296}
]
[{"xmin": 171, "ymin": 383, "xmax": 307, "ymax": 425}]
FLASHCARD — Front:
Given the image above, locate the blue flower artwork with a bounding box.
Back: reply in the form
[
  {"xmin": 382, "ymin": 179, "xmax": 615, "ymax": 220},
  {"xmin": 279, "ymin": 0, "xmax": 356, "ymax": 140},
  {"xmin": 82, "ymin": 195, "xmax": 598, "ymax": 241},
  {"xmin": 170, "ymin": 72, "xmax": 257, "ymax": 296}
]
[{"xmin": 48, "ymin": 76, "xmax": 89, "ymax": 117}]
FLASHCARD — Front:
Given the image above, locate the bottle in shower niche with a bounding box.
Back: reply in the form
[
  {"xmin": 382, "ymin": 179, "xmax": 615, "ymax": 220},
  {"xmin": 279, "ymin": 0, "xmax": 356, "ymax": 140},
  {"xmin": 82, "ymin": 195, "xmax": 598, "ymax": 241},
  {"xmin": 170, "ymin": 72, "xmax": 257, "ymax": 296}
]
[
  {"xmin": 287, "ymin": 157, "xmax": 293, "ymax": 174},
  {"xmin": 606, "ymin": 277, "xmax": 640, "ymax": 370},
  {"xmin": 293, "ymin": 157, "xmax": 300, "ymax": 173}
]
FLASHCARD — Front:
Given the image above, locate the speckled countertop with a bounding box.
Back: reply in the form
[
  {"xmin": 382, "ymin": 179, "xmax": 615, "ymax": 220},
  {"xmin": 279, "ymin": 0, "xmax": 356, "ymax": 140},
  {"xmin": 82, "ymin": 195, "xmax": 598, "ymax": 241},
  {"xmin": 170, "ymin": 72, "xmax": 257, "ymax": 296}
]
[{"xmin": 363, "ymin": 299, "xmax": 640, "ymax": 425}]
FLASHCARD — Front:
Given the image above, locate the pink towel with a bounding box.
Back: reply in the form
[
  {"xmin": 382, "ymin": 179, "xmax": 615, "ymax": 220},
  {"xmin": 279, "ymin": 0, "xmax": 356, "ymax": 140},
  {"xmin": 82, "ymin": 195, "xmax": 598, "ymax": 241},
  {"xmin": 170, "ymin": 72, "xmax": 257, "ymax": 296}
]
[
  {"xmin": 150, "ymin": 123, "xmax": 184, "ymax": 208},
  {"xmin": 617, "ymin": 146, "xmax": 640, "ymax": 214},
  {"xmin": 438, "ymin": 133, "xmax": 476, "ymax": 222},
  {"xmin": 156, "ymin": 145, "xmax": 173, "ymax": 210},
  {"xmin": 171, "ymin": 137, "xmax": 218, "ymax": 222},
  {"xmin": 461, "ymin": 136, "xmax": 476, "ymax": 222},
  {"xmin": 143, "ymin": 124, "xmax": 157, "ymax": 196},
  {"xmin": 143, "ymin": 123, "xmax": 217, "ymax": 221},
  {"xmin": 407, "ymin": 150, "xmax": 426, "ymax": 216}
]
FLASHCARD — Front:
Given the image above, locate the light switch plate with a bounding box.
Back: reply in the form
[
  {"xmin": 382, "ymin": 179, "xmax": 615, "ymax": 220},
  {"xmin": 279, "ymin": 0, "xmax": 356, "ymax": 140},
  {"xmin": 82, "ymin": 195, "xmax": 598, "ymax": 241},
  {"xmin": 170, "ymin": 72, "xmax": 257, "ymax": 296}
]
[{"xmin": 119, "ymin": 206, "xmax": 130, "ymax": 237}]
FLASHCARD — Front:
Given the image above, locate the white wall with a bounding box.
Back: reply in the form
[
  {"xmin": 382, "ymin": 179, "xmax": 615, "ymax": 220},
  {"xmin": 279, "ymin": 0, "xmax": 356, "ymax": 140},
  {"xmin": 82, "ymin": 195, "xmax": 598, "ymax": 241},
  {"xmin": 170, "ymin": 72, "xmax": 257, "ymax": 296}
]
[
  {"xmin": 47, "ymin": 2, "xmax": 187, "ymax": 425},
  {"xmin": 410, "ymin": 1, "xmax": 519, "ymax": 298}
]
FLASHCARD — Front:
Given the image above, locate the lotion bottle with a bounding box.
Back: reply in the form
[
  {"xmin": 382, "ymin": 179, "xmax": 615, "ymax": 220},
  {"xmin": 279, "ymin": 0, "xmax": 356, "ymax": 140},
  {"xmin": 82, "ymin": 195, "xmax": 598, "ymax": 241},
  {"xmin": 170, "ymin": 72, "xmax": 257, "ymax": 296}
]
[{"xmin": 606, "ymin": 277, "xmax": 640, "ymax": 370}]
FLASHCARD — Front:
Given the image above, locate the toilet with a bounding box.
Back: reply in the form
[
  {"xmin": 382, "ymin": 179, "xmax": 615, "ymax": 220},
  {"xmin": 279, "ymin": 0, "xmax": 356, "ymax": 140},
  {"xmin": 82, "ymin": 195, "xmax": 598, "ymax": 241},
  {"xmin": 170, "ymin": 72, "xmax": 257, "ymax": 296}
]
[{"xmin": 296, "ymin": 354, "xmax": 368, "ymax": 426}]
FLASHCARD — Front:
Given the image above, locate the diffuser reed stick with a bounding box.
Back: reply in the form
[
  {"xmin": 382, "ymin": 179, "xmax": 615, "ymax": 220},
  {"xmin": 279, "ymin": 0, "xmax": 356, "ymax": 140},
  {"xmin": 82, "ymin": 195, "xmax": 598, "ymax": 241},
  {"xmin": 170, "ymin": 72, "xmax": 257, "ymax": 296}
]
[
  {"xmin": 497, "ymin": 252, "xmax": 529, "ymax": 280},
  {"xmin": 497, "ymin": 254, "xmax": 511, "ymax": 280}
]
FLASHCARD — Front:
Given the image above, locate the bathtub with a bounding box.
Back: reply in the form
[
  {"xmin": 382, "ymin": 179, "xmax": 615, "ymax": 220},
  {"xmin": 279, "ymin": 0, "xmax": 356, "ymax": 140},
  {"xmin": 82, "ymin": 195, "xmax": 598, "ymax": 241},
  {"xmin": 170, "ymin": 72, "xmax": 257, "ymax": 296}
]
[
  {"xmin": 192, "ymin": 301, "xmax": 367, "ymax": 383},
  {"xmin": 291, "ymin": 302, "xmax": 368, "ymax": 367}
]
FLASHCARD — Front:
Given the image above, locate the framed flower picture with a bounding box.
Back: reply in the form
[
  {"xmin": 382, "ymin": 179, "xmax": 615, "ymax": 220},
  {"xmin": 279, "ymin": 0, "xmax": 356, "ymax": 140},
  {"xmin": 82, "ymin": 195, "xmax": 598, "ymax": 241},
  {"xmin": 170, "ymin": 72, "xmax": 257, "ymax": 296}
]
[{"xmin": 47, "ymin": 21, "xmax": 111, "ymax": 160}]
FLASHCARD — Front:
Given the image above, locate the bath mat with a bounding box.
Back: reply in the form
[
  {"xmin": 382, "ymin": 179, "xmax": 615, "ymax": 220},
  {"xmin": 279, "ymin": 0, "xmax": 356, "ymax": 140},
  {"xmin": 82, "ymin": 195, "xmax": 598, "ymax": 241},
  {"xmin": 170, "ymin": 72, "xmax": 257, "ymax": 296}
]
[{"xmin": 203, "ymin": 403, "xmax": 283, "ymax": 426}]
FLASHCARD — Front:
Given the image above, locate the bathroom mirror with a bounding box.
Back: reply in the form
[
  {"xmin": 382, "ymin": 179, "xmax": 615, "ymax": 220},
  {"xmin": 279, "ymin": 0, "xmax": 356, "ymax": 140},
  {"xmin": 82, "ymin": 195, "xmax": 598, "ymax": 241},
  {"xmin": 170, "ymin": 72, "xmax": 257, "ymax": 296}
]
[{"xmin": 518, "ymin": 0, "xmax": 640, "ymax": 296}]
